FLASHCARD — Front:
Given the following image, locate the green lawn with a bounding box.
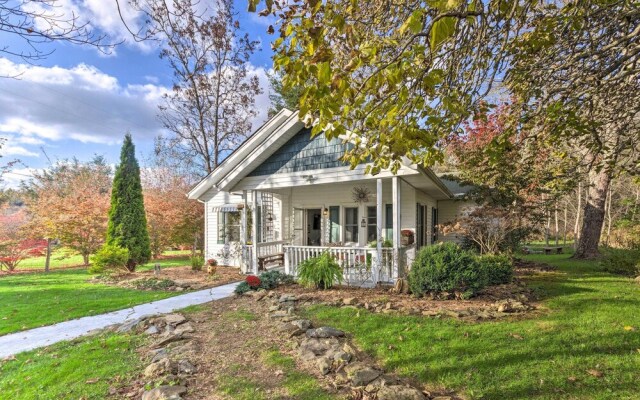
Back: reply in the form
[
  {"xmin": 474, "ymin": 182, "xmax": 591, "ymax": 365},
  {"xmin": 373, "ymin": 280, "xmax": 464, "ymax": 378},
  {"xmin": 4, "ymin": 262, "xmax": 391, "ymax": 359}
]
[
  {"xmin": 15, "ymin": 248, "xmax": 192, "ymax": 271},
  {"xmin": 306, "ymin": 253, "xmax": 640, "ymax": 400},
  {"xmin": 0, "ymin": 333, "xmax": 146, "ymax": 399},
  {"xmin": 0, "ymin": 255, "xmax": 191, "ymax": 336}
]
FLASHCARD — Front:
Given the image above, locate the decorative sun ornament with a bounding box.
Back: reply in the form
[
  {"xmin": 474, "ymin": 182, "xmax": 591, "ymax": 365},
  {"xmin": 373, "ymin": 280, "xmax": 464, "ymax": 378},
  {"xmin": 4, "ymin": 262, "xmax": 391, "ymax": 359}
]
[{"xmin": 352, "ymin": 187, "xmax": 372, "ymax": 203}]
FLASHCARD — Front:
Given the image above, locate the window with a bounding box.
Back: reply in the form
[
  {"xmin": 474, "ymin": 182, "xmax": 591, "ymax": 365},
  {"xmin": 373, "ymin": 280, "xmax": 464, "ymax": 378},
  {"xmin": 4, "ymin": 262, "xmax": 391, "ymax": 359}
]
[
  {"xmin": 218, "ymin": 211, "xmax": 241, "ymax": 244},
  {"xmin": 329, "ymin": 206, "xmax": 340, "ymax": 243},
  {"xmin": 366, "ymin": 206, "xmax": 377, "ymax": 242},
  {"xmin": 344, "ymin": 207, "xmax": 359, "ymax": 243},
  {"xmin": 431, "ymin": 207, "xmax": 438, "ymax": 244},
  {"xmin": 416, "ymin": 204, "xmax": 425, "ymax": 249},
  {"xmin": 385, "ymin": 204, "xmax": 393, "ymax": 241}
]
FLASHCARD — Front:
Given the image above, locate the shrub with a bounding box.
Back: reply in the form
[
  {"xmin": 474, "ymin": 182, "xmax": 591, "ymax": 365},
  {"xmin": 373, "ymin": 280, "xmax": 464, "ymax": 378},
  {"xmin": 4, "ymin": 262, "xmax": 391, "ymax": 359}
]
[
  {"xmin": 234, "ymin": 281, "xmax": 251, "ymax": 295},
  {"xmin": 246, "ymin": 275, "xmax": 261, "ymax": 288},
  {"xmin": 477, "ymin": 254, "xmax": 514, "ymax": 285},
  {"xmin": 297, "ymin": 252, "xmax": 343, "ymax": 289},
  {"xmin": 89, "ymin": 244, "xmax": 129, "ymax": 274},
  {"xmin": 258, "ymin": 270, "xmax": 294, "ymax": 290},
  {"xmin": 190, "ymin": 255, "xmax": 204, "ymax": 271},
  {"xmin": 601, "ymin": 248, "xmax": 640, "ymax": 277},
  {"xmin": 408, "ymin": 242, "xmax": 485, "ymax": 298},
  {"xmin": 207, "ymin": 258, "xmax": 218, "ymax": 266}
]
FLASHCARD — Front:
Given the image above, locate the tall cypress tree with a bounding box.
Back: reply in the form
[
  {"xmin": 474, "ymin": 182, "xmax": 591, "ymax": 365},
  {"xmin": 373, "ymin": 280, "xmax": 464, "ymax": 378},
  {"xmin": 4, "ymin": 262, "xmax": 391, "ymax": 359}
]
[{"xmin": 106, "ymin": 134, "xmax": 151, "ymax": 271}]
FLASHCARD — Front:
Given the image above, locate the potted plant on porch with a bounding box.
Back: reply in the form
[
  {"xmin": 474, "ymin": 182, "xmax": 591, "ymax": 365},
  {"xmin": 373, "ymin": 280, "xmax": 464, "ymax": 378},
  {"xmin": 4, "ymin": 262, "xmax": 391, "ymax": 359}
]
[{"xmin": 401, "ymin": 230, "xmax": 414, "ymax": 246}]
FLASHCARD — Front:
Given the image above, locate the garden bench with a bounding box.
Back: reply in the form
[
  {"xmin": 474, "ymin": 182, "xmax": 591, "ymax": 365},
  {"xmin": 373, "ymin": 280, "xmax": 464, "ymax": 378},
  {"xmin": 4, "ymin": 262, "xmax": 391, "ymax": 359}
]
[
  {"xmin": 543, "ymin": 247, "xmax": 564, "ymax": 255},
  {"xmin": 258, "ymin": 253, "xmax": 285, "ymax": 271}
]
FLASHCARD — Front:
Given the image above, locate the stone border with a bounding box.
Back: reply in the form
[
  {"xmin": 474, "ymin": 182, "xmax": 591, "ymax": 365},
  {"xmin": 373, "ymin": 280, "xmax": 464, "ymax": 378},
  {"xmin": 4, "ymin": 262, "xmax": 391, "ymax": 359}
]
[{"xmin": 260, "ymin": 290, "xmax": 462, "ymax": 400}]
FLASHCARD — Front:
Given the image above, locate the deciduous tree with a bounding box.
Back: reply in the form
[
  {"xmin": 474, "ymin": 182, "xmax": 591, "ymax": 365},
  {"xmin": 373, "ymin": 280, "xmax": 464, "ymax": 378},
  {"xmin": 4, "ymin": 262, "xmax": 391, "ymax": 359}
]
[
  {"xmin": 134, "ymin": 0, "xmax": 262, "ymax": 178},
  {"xmin": 27, "ymin": 157, "xmax": 112, "ymax": 266},
  {"xmin": 0, "ymin": 205, "xmax": 46, "ymax": 271},
  {"xmin": 0, "ymin": 0, "xmax": 114, "ymax": 63},
  {"xmin": 106, "ymin": 134, "xmax": 151, "ymax": 271}
]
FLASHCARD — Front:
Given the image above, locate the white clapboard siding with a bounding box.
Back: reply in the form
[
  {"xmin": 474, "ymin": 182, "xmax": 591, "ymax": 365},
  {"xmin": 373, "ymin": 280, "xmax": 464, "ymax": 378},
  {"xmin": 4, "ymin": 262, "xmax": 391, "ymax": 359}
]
[
  {"xmin": 202, "ymin": 188, "xmax": 245, "ymax": 267},
  {"xmin": 436, "ymin": 199, "xmax": 474, "ymax": 244}
]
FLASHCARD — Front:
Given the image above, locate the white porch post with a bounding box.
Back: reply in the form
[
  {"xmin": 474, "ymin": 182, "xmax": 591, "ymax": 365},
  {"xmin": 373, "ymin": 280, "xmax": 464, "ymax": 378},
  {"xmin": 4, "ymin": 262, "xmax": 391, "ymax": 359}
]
[
  {"xmin": 251, "ymin": 190, "xmax": 259, "ymax": 274},
  {"xmin": 240, "ymin": 190, "xmax": 248, "ymax": 273},
  {"xmin": 392, "ymin": 176, "xmax": 401, "ymax": 279},
  {"xmin": 375, "ymin": 178, "xmax": 383, "ymax": 284}
]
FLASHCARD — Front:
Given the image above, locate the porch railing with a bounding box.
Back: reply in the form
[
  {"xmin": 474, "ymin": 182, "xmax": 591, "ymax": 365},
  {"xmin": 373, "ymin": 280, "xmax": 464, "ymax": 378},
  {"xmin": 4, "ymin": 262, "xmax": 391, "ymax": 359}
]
[
  {"xmin": 241, "ymin": 241, "xmax": 287, "ymax": 273},
  {"xmin": 284, "ymin": 245, "xmax": 403, "ymax": 286}
]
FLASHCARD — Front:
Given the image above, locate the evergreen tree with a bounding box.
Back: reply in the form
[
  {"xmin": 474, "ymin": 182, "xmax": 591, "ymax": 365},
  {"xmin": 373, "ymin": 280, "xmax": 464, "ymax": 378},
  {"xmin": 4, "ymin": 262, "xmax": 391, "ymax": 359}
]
[{"xmin": 106, "ymin": 134, "xmax": 151, "ymax": 271}]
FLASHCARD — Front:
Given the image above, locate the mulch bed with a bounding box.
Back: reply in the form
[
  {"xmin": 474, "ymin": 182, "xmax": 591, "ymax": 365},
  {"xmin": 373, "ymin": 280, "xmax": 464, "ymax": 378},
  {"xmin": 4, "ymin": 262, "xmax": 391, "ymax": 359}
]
[{"xmin": 94, "ymin": 266, "xmax": 243, "ymax": 291}]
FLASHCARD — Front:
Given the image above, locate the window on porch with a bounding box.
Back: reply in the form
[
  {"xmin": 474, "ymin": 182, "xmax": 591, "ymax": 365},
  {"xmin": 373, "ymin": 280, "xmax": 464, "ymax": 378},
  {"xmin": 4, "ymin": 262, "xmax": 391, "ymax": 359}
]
[
  {"xmin": 329, "ymin": 206, "xmax": 340, "ymax": 243},
  {"xmin": 344, "ymin": 207, "xmax": 359, "ymax": 242},
  {"xmin": 217, "ymin": 211, "xmax": 241, "ymax": 244}
]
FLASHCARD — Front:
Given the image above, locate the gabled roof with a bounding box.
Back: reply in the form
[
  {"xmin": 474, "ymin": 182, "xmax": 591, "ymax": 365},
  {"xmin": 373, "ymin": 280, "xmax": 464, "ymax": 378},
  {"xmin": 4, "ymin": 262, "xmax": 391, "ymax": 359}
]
[
  {"xmin": 188, "ymin": 108, "xmax": 457, "ymax": 201},
  {"xmin": 187, "ymin": 108, "xmax": 299, "ymax": 199}
]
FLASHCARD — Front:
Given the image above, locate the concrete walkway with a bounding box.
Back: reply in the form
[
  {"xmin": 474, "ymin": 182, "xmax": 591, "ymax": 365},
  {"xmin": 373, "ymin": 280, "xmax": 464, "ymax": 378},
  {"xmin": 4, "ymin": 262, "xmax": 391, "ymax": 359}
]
[{"xmin": 0, "ymin": 281, "xmax": 239, "ymax": 359}]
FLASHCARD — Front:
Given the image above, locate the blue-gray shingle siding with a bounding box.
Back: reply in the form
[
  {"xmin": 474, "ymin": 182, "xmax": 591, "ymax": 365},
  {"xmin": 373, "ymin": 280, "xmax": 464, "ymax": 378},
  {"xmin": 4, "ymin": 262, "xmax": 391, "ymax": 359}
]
[{"xmin": 247, "ymin": 127, "xmax": 351, "ymax": 177}]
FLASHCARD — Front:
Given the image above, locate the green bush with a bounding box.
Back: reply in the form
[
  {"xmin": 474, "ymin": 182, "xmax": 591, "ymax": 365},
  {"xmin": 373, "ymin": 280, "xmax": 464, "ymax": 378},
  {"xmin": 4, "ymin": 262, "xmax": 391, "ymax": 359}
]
[
  {"xmin": 408, "ymin": 242, "xmax": 485, "ymax": 298},
  {"xmin": 601, "ymin": 248, "xmax": 640, "ymax": 277},
  {"xmin": 258, "ymin": 270, "xmax": 294, "ymax": 290},
  {"xmin": 190, "ymin": 255, "xmax": 204, "ymax": 271},
  {"xmin": 297, "ymin": 252, "xmax": 343, "ymax": 289},
  {"xmin": 477, "ymin": 254, "xmax": 514, "ymax": 285},
  {"xmin": 89, "ymin": 245, "xmax": 129, "ymax": 274},
  {"xmin": 234, "ymin": 281, "xmax": 251, "ymax": 295}
]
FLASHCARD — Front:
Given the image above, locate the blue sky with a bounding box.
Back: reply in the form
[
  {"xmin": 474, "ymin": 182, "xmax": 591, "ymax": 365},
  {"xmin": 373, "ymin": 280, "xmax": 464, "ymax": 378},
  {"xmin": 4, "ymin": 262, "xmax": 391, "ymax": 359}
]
[{"xmin": 0, "ymin": 0, "xmax": 276, "ymax": 187}]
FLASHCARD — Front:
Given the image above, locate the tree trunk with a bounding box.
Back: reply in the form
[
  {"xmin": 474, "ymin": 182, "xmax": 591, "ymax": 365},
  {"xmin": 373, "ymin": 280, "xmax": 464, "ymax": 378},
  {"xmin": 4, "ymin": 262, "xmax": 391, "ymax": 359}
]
[
  {"xmin": 563, "ymin": 204, "xmax": 568, "ymax": 245},
  {"xmin": 573, "ymin": 182, "xmax": 582, "ymax": 247},
  {"xmin": 45, "ymin": 238, "xmax": 52, "ymax": 273},
  {"xmin": 83, "ymin": 253, "xmax": 90, "ymax": 266},
  {"xmin": 574, "ymin": 168, "xmax": 611, "ymax": 259},
  {"xmin": 554, "ymin": 205, "xmax": 559, "ymax": 246}
]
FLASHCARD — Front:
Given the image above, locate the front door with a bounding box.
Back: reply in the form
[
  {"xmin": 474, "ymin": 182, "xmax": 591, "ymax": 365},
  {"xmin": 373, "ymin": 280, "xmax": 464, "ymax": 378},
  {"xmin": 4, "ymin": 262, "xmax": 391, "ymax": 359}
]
[{"xmin": 306, "ymin": 208, "xmax": 322, "ymax": 246}]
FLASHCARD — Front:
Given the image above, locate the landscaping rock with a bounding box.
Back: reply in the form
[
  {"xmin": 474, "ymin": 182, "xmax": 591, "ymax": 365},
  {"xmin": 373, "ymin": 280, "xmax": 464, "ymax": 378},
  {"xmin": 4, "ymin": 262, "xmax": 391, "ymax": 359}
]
[
  {"xmin": 141, "ymin": 385, "xmax": 187, "ymax": 400},
  {"xmin": 345, "ymin": 362, "xmax": 382, "ymax": 386},
  {"xmin": 177, "ymin": 359, "xmax": 197, "ymax": 375},
  {"xmin": 144, "ymin": 358, "xmax": 174, "ymax": 378},
  {"xmin": 332, "ymin": 350, "xmax": 352, "ymax": 363},
  {"xmin": 149, "ymin": 348, "xmax": 169, "ymax": 363},
  {"xmin": 495, "ymin": 299, "xmax": 530, "ymax": 313},
  {"xmin": 269, "ymin": 311, "xmax": 289, "ymax": 319},
  {"xmin": 291, "ymin": 319, "xmax": 312, "ymax": 331},
  {"xmin": 634, "ymin": 276, "xmax": 640, "ymax": 284},
  {"xmin": 145, "ymin": 325, "xmax": 160, "ymax": 335},
  {"xmin": 376, "ymin": 385, "xmax": 426, "ymax": 400},
  {"xmin": 151, "ymin": 333, "xmax": 185, "ymax": 349},
  {"xmin": 343, "ymin": 297, "xmax": 357, "ymax": 306},
  {"xmin": 268, "ymin": 305, "xmax": 280, "ymax": 312},
  {"xmin": 117, "ymin": 317, "xmax": 146, "ymax": 333},
  {"xmin": 279, "ymin": 294, "xmax": 297, "ymax": 303},
  {"xmin": 306, "ymin": 326, "xmax": 345, "ymax": 338},
  {"xmin": 173, "ymin": 323, "xmax": 195, "ymax": 336},
  {"xmin": 170, "ymin": 341, "xmax": 199, "ymax": 357},
  {"xmin": 317, "ymin": 356, "xmax": 332, "ymax": 375},
  {"xmin": 163, "ymin": 314, "xmax": 187, "ymax": 326}
]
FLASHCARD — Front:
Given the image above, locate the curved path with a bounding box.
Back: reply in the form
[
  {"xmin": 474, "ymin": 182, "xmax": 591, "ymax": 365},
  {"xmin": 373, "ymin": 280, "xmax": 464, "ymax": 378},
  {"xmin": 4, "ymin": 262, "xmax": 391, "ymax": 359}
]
[{"xmin": 0, "ymin": 281, "xmax": 239, "ymax": 359}]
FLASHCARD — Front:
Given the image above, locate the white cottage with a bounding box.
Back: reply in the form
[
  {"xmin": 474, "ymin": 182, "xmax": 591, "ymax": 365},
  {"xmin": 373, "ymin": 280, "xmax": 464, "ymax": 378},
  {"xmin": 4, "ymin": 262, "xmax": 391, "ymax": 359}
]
[{"xmin": 188, "ymin": 109, "xmax": 471, "ymax": 286}]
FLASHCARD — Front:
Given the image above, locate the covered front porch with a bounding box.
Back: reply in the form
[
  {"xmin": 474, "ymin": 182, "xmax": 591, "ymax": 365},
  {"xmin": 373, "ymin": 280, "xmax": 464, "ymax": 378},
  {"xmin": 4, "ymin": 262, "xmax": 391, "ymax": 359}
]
[{"xmin": 232, "ymin": 172, "xmax": 444, "ymax": 286}]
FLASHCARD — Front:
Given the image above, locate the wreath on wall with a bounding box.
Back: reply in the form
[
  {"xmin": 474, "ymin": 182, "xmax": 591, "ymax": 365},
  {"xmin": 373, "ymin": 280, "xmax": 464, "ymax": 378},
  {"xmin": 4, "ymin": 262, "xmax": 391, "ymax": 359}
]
[{"xmin": 352, "ymin": 186, "xmax": 372, "ymax": 203}]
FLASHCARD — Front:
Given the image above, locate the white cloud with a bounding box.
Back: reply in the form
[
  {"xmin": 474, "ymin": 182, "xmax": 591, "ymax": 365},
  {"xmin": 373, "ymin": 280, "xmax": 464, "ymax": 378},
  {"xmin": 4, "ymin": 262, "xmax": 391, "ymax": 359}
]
[
  {"xmin": 0, "ymin": 144, "xmax": 39, "ymax": 157},
  {"xmin": 0, "ymin": 58, "xmax": 166, "ymax": 150},
  {"xmin": 21, "ymin": 0, "xmax": 153, "ymax": 54}
]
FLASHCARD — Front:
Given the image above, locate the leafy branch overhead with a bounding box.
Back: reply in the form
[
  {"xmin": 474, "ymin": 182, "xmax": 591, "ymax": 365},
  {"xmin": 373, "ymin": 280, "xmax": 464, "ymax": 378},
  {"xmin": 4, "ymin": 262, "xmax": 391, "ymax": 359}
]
[
  {"xmin": 249, "ymin": 0, "xmax": 520, "ymax": 174},
  {"xmin": 248, "ymin": 0, "xmax": 639, "ymax": 179}
]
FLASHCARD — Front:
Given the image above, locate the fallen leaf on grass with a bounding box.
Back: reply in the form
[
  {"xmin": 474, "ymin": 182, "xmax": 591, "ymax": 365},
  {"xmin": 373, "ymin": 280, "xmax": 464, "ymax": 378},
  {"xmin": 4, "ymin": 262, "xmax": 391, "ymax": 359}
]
[
  {"xmin": 509, "ymin": 333, "xmax": 524, "ymax": 340},
  {"xmin": 623, "ymin": 326, "xmax": 635, "ymax": 331},
  {"xmin": 567, "ymin": 376, "xmax": 577, "ymax": 382},
  {"xmin": 587, "ymin": 369, "xmax": 603, "ymax": 378},
  {"xmin": 85, "ymin": 378, "xmax": 99, "ymax": 384}
]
